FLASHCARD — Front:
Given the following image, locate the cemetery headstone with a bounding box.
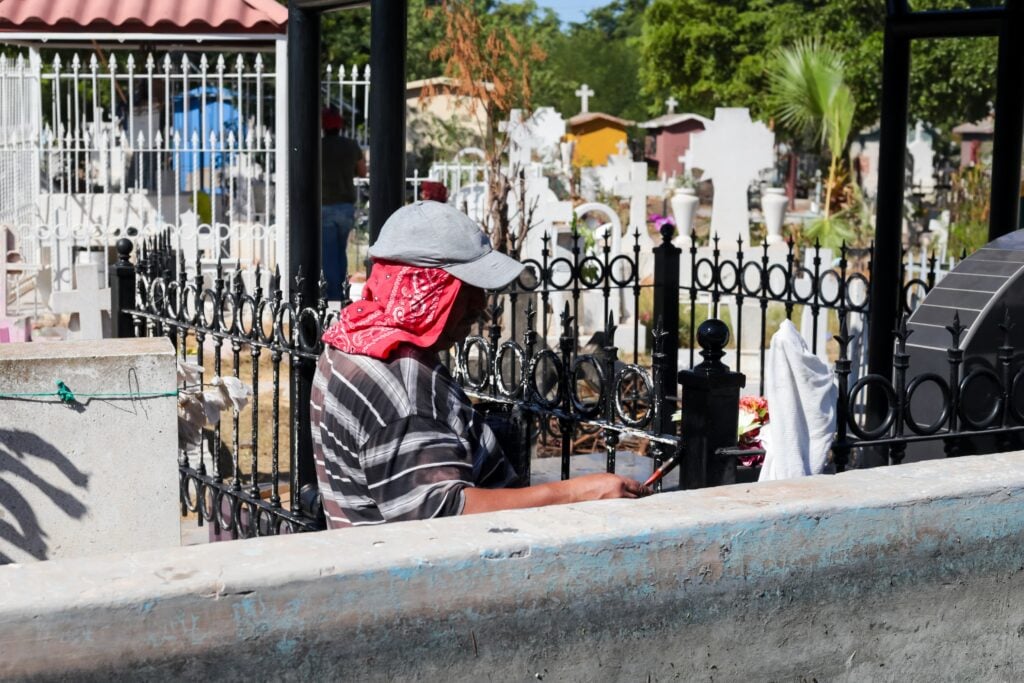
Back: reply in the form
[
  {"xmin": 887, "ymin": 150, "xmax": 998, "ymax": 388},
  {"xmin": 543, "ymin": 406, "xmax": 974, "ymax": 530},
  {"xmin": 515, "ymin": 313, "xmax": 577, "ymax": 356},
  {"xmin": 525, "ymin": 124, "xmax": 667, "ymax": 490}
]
[
  {"xmin": 906, "ymin": 230, "xmax": 1024, "ymax": 460},
  {"xmin": 49, "ymin": 262, "xmax": 112, "ymax": 340},
  {"xmin": 907, "ymin": 121, "xmax": 936, "ymax": 192},
  {"xmin": 687, "ymin": 108, "xmax": 774, "ymax": 245},
  {"xmin": 614, "ymin": 161, "xmax": 665, "ymax": 282},
  {"xmin": 504, "ymin": 107, "xmax": 566, "ymax": 166},
  {"xmin": 582, "ymin": 140, "xmax": 634, "ymax": 198}
]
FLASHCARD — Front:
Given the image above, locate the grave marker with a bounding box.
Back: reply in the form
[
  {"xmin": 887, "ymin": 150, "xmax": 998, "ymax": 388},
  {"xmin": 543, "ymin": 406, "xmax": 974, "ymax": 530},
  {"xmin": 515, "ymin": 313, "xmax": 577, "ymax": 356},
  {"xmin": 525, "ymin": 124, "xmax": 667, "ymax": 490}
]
[
  {"xmin": 49, "ymin": 263, "xmax": 112, "ymax": 339},
  {"xmin": 614, "ymin": 161, "xmax": 664, "ymax": 281},
  {"xmin": 687, "ymin": 108, "xmax": 774, "ymax": 245},
  {"xmin": 575, "ymin": 83, "xmax": 594, "ymax": 113}
]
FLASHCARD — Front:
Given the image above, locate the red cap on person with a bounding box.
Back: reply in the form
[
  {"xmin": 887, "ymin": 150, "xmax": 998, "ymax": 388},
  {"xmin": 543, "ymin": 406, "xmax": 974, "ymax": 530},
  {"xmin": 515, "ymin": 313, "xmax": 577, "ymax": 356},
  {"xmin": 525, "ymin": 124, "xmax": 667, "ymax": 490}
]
[{"xmin": 321, "ymin": 107, "xmax": 343, "ymax": 132}]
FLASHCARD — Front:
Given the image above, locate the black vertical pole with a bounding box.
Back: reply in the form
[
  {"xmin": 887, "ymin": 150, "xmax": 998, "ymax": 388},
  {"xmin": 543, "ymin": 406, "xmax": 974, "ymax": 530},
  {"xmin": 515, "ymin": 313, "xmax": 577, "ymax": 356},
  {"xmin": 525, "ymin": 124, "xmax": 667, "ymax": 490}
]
[
  {"xmin": 110, "ymin": 238, "xmax": 137, "ymax": 338},
  {"xmin": 288, "ymin": 1, "xmax": 322, "ymax": 304},
  {"xmin": 990, "ymin": 0, "xmax": 1024, "ymax": 239},
  {"xmin": 866, "ymin": 1, "xmax": 911, "ymax": 467},
  {"xmin": 287, "ymin": 2, "xmax": 322, "ymax": 519},
  {"xmin": 652, "ymin": 223, "xmax": 680, "ymax": 434},
  {"xmin": 368, "ymin": 0, "xmax": 408, "ymax": 247}
]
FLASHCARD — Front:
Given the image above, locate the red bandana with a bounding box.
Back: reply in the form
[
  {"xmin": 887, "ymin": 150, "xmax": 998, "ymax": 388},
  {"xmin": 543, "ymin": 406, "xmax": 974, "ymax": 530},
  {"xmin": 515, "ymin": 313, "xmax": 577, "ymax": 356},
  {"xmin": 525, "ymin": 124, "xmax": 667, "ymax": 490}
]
[{"xmin": 321, "ymin": 260, "xmax": 463, "ymax": 359}]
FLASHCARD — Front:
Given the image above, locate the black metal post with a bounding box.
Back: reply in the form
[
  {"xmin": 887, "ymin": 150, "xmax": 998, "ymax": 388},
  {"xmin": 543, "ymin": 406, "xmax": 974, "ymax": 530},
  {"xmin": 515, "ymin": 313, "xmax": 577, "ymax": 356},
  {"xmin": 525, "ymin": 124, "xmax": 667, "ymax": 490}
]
[
  {"xmin": 990, "ymin": 0, "xmax": 1024, "ymax": 239},
  {"xmin": 652, "ymin": 223, "xmax": 680, "ymax": 435},
  {"xmin": 368, "ymin": 0, "xmax": 408, "ymax": 247},
  {"xmin": 866, "ymin": 2, "xmax": 911, "ymax": 467},
  {"xmin": 109, "ymin": 238, "xmax": 137, "ymax": 338},
  {"xmin": 287, "ymin": 1, "xmax": 322, "ymax": 305},
  {"xmin": 678, "ymin": 319, "xmax": 745, "ymax": 488}
]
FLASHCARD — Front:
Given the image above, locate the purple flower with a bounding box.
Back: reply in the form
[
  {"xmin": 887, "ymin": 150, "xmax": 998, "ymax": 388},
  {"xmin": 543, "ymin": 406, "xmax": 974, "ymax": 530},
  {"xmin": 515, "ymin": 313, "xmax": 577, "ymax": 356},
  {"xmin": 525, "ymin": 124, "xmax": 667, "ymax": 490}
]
[{"xmin": 648, "ymin": 213, "xmax": 675, "ymax": 231}]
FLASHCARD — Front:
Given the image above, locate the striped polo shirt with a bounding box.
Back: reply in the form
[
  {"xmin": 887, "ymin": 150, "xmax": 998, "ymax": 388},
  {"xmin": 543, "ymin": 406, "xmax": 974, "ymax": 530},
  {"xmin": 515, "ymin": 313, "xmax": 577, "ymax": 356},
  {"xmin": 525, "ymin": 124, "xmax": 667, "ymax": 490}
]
[{"xmin": 310, "ymin": 344, "xmax": 518, "ymax": 528}]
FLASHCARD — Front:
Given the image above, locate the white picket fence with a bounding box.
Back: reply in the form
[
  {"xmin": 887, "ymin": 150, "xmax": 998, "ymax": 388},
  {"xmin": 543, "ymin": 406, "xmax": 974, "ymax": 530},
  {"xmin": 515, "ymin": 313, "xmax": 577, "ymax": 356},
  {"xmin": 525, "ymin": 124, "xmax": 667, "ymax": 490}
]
[{"xmin": 0, "ymin": 49, "xmax": 370, "ymax": 316}]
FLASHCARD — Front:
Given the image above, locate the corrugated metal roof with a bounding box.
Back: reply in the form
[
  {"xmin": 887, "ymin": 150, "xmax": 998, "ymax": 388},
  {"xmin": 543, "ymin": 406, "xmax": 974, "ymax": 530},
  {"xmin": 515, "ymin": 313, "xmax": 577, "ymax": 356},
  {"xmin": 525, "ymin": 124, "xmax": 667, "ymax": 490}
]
[{"xmin": 0, "ymin": 0, "xmax": 287, "ymax": 34}]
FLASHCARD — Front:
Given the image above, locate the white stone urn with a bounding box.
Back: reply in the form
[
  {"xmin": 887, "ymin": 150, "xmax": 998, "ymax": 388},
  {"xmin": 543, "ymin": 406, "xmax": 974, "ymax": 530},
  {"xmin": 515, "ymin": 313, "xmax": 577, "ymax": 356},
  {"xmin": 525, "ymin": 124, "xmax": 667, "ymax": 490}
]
[
  {"xmin": 761, "ymin": 187, "xmax": 787, "ymax": 245},
  {"xmin": 670, "ymin": 187, "xmax": 699, "ymax": 245}
]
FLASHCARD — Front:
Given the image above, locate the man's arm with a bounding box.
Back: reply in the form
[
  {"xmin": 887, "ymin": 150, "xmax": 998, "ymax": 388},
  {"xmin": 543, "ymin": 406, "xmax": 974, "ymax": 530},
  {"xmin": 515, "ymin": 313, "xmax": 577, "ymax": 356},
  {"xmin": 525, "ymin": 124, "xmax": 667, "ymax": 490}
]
[{"xmin": 462, "ymin": 473, "xmax": 650, "ymax": 515}]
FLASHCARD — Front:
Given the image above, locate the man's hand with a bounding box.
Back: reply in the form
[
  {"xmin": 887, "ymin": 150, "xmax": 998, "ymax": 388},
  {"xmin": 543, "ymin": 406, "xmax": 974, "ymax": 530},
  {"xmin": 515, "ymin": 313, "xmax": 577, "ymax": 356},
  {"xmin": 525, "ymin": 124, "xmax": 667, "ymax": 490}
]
[
  {"xmin": 462, "ymin": 473, "xmax": 652, "ymax": 515},
  {"xmin": 565, "ymin": 473, "xmax": 652, "ymax": 502}
]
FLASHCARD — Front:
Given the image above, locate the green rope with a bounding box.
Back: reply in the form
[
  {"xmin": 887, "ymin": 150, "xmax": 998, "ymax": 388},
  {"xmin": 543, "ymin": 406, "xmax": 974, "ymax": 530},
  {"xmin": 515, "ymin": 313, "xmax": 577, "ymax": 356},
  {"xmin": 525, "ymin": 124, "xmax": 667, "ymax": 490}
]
[{"xmin": 0, "ymin": 380, "xmax": 178, "ymax": 404}]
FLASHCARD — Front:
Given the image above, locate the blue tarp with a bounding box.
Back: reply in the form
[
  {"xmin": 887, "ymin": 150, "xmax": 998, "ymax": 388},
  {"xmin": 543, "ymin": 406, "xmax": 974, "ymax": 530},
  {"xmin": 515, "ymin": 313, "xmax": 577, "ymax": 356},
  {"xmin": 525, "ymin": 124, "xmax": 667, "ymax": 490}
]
[{"xmin": 171, "ymin": 86, "xmax": 242, "ymax": 193}]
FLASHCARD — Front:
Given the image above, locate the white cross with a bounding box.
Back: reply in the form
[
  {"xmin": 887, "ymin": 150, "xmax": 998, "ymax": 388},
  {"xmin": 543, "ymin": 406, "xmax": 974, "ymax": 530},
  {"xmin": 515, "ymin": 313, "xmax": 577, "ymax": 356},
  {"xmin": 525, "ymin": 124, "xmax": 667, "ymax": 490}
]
[
  {"xmin": 665, "ymin": 96, "xmax": 679, "ymax": 115},
  {"xmin": 575, "ymin": 84, "xmax": 594, "ymax": 113},
  {"xmin": 49, "ymin": 263, "xmax": 111, "ymax": 340},
  {"xmin": 687, "ymin": 108, "xmax": 774, "ymax": 245}
]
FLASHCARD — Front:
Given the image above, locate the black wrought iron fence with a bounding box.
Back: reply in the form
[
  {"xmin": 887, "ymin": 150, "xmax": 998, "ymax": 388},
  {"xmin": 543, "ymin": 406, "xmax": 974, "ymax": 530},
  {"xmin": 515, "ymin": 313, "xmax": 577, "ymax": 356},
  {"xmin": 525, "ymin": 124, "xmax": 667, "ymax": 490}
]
[
  {"xmin": 113, "ymin": 221, "xmax": 1001, "ymax": 541},
  {"xmin": 832, "ymin": 310, "xmax": 1024, "ymax": 470},
  {"xmin": 121, "ymin": 235, "xmax": 334, "ymax": 537},
  {"xmin": 679, "ymin": 236, "xmax": 949, "ymax": 398}
]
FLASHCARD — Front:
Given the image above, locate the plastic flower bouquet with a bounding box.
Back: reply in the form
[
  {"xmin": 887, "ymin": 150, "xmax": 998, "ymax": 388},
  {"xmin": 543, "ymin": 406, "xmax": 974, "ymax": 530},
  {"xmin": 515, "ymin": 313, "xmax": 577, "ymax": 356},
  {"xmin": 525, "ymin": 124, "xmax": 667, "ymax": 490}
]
[{"xmin": 737, "ymin": 395, "xmax": 769, "ymax": 467}]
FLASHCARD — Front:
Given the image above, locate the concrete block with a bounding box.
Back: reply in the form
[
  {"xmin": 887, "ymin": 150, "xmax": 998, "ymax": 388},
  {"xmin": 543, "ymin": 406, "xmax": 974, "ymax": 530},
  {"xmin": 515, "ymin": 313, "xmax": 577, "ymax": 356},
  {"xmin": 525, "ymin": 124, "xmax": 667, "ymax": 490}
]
[{"xmin": 0, "ymin": 338, "xmax": 178, "ymax": 563}]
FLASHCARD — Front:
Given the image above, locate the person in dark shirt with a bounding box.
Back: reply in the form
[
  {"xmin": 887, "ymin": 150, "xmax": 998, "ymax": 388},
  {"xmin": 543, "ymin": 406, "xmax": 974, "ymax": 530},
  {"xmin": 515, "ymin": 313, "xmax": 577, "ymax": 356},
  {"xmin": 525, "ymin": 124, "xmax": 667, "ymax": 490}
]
[
  {"xmin": 321, "ymin": 107, "xmax": 367, "ymax": 300},
  {"xmin": 311, "ymin": 201, "xmax": 651, "ymax": 527}
]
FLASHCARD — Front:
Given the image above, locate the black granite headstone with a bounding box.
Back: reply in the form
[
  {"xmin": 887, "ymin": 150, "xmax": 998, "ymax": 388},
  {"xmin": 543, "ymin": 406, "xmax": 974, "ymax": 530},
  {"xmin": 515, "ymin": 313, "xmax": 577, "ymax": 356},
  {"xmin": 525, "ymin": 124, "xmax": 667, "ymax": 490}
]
[{"xmin": 905, "ymin": 230, "xmax": 1024, "ymax": 460}]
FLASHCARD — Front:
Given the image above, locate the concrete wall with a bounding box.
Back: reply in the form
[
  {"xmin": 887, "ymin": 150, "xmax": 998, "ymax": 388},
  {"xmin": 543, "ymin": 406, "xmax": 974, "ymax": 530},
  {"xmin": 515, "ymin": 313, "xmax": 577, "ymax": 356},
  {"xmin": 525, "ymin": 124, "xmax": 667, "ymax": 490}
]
[
  {"xmin": 0, "ymin": 338, "xmax": 179, "ymax": 564},
  {"xmin": 1, "ymin": 452, "xmax": 1024, "ymax": 680}
]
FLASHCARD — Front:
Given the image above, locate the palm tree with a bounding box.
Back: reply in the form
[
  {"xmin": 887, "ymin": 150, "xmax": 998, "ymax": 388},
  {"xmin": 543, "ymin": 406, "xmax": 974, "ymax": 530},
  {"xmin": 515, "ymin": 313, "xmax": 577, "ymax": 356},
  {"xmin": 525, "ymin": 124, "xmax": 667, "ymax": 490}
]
[{"xmin": 768, "ymin": 39, "xmax": 857, "ymax": 248}]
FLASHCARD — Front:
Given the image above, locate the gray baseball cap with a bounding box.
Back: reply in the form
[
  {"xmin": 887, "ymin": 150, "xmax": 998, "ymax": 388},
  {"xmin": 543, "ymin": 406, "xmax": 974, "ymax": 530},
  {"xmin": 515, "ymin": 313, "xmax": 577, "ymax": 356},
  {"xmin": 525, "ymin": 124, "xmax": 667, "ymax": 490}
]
[{"xmin": 369, "ymin": 201, "xmax": 525, "ymax": 290}]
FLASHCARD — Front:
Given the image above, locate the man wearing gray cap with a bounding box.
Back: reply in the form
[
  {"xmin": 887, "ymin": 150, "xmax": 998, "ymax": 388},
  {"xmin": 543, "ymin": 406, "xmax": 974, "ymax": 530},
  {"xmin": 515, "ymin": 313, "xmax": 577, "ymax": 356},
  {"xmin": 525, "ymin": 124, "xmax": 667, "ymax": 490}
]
[{"xmin": 311, "ymin": 201, "xmax": 650, "ymax": 529}]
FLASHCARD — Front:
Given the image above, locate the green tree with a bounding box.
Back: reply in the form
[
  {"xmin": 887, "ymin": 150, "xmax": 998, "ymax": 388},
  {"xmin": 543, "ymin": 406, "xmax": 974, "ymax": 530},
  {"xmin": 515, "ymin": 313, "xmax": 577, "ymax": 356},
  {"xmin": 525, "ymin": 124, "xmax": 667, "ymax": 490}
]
[
  {"xmin": 768, "ymin": 39, "xmax": 856, "ymax": 248},
  {"xmin": 531, "ymin": 1, "xmax": 649, "ymax": 120},
  {"xmin": 640, "ymin": 0, "xmax": 997, "ymax": 134}
]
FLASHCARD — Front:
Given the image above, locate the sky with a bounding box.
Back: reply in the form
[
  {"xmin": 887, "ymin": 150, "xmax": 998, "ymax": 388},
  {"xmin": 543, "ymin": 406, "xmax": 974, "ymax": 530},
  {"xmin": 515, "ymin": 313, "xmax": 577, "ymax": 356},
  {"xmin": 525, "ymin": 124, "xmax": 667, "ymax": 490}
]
[{"xmin": 536, "ymin": 0, "xmax": 608, "ymax": 25}]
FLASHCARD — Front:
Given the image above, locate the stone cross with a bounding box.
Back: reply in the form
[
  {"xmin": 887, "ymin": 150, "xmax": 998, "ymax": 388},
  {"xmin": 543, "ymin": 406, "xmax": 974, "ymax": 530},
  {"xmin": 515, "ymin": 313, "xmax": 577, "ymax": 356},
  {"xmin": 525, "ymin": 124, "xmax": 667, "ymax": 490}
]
[
  {"xmin": 665, "ymin": 96, "xmax": 678, "ymax": 115},
  {"xmin": 614, "ymin": 161, "xmax": 665, "ymax": 280},
  {"xmin": 575, "ymin": 83, "xmax": 594, "ymax": 114},
  {"xmin": 687, "ymin": 107, "xmax": 774, "ymax": 245},
  {"xmin": 49, "ymin": 262, "xmax": 111, "ymax": 340}
]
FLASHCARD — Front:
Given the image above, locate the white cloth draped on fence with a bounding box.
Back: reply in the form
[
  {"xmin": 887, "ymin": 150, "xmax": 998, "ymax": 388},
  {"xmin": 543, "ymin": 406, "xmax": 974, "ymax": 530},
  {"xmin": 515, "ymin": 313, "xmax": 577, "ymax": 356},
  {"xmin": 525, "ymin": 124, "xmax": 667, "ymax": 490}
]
[{"xmin": 759, "ymin": 320, "xmax": 837, "ymax": 481}]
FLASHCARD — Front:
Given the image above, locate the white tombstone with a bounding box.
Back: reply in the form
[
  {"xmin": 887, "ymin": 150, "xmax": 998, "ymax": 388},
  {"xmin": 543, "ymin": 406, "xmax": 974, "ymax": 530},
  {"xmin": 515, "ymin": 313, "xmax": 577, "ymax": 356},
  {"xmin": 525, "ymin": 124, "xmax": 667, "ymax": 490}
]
[
  {"xmin": 614, "ymin": 161, "xmax": 665, "ymax": 282},
  {"xmin": 687, "ymin": 108, "xmax": 774, "ymax": 245},
  {"xmin": 856, "ymin": 135, "xmax": 881, "ymax": 200},
  {"xmin": 575, "ymin": 83, "xmax": 595, "ymax": 113},
  {"xmin": 49, "ymin": 263, "xmax": 112, "ymax": 340},
  {"xmin": 907, "ymin": 121, "xmax": 936, "ymax": 192},
  {"xmin": 559, "ymin": 139, "xmax": 575, "ymax": 176},
  {"xmin": 505, "ymin": 107, "xmax": 566, "ymax": 166},
  {"xmin": 573, "ymin": 202, "xmax": 626, "ymax": 343},
  {"xmin": 582, "ymin": 140, "xmax": 635, "ymax": 199},
  {"xmin": 502, "ymin": 109, "xmax": 543, "ymax": 172},
  {"xmin": 452, "ymin": 182, "xmax": 489, "ymax": 225}
]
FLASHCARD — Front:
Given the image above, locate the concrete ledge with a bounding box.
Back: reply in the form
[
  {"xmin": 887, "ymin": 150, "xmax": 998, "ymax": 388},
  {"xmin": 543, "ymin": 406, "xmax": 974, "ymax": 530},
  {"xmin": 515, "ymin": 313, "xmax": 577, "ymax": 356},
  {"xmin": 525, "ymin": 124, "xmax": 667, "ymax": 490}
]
[{"xmin": 2, "ymin": 452, "xmax": 1024, "ymax": 680}]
